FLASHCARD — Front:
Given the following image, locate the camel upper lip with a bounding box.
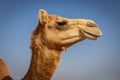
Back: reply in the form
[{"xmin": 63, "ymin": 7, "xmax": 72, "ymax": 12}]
[{"xmin": 82, "ymin": 30, "xmax": 101, "ymax": 37}]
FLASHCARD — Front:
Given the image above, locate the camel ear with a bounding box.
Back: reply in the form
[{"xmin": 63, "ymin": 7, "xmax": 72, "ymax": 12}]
[{"xmin": 39, "ymin": 9, "xmax": 48, "ymax": 25}]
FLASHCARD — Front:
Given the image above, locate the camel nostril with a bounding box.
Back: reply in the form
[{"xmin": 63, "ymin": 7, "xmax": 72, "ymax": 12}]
[{"xmin": 87, "ymin": 22, "xmax": 97, "ymax": 27}]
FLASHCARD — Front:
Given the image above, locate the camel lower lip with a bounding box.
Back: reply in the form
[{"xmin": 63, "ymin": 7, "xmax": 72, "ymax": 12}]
[{"xmin": 83, "ymin": 30, "xmax": 100, "ymax": 37}]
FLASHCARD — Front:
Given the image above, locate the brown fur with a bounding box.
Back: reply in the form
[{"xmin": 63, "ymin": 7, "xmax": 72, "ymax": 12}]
[
  {"xmin": 0, "ymin": 58, "xmax": 12, "ymax": 80},
  {"xmin": 0, "ymin": 10, "xmax": 102, "ymax": 80}
]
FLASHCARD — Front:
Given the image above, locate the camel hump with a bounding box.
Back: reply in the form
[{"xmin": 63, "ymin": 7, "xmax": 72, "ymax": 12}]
[{"xmin": 0, "ymin": 58, "xmax": 12, "ymax": 80}]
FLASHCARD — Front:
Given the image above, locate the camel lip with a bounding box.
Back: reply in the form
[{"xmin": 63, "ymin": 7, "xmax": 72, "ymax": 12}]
[{"xmin": 82, "ymin": 30, "xmax": 101, "ymax": 38}]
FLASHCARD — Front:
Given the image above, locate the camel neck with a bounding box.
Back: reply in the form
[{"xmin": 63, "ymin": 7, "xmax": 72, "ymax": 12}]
[{"xmin": 23, "ymin": 38, "xmax": 61, "ymax": 80}]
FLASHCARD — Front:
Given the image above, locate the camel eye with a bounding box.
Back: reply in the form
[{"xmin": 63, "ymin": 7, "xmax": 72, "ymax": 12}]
[{"xmin": 56, "ymin": 21, "xmax": 67, "ymax": 26}]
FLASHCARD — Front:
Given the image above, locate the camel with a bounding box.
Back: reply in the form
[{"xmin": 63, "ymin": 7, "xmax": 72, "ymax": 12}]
[
  {"xmin": 0, "ymin": 58, "xmax": 12, "ymax": 80},
  {"xmin": 0, "ymin": 9, "xmax": 102, "ymax": 80}
]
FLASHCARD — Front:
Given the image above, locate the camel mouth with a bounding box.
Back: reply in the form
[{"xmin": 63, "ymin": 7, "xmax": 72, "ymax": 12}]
[
  {"xmin": 83, "ymin": 30, "xmax": 101, "ymax": 37},
  {"xmin": 82, "ymin": 30, "xmax": 101, "ymax": 40}
]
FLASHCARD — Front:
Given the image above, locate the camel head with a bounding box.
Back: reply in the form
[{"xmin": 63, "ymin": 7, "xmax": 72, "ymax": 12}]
[{"xmin": 36, "ymin": 10, "xmax": 102, "ymax": 51}]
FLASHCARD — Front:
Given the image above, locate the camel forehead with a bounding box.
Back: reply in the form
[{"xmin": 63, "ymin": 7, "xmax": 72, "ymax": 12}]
[
  {"xmin": 47, "ymin": 15, "xmax": 88, "ymax": 26},
  {"xmin": 48, "ymin": 15, "xmax": 84, "ymax": 25}
]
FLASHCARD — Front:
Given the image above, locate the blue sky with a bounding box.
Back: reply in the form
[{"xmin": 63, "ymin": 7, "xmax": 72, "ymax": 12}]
[{"xmin": 0, "ymin": 0, "xmax": 120, "ymax": 80}]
